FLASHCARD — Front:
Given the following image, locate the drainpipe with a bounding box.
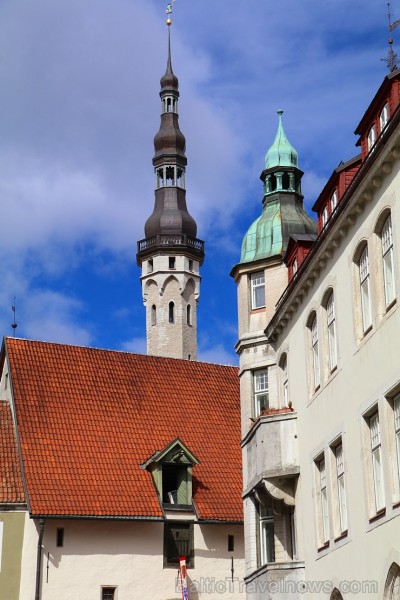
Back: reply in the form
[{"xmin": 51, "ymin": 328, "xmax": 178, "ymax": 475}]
[{"xmin": 35, "ymin": 519, "xmax": 45, "ymax": 600}]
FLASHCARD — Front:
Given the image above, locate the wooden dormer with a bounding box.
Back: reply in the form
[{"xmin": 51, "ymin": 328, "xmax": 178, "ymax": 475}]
[
  {"xmin": 284, "ymin": 234, "xmax": 317, "ymax": 282},
  {"xmin": 354, "ymin": 67, "xmax": 400, "ymax": 160},
  {"xmin": 142, "ymin": 438, "xmax": 200, "ymax": 509},
  {"xmin": 312, "ymin": 154, "xmax": 362, "ymax": 234}
]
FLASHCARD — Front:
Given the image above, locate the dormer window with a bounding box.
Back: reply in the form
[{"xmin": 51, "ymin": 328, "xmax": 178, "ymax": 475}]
[
  {"xmin": 322, "ymin": 206, "xmax": 329, "ymax": 228},
  {"xmin": 367, "ymin": 125, "xmax": 376, "ymax": 152},
  {"xmin": 380, "ymin": 103, "xmax": 389, "ymax": 132},
  {"xmin": 143, "ymin": 439, "xmax": 200, "ymax": 509},
  {"xmin": 330, "ymin": 191, "xmax": 338, "ymax": 214},
  {"xmin": 292, "ymin": 259, "xmax": 298, "ymax": 276}
]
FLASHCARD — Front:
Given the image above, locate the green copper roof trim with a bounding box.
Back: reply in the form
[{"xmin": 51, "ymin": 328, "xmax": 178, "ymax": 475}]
[{"xmin": 265, "ymin": 110, "xmax": 298, "ymax": 170}]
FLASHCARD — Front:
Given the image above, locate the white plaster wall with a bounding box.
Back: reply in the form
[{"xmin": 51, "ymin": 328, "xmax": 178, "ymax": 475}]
[
  {"xmin": 20, "ymin": 519, "xmax": 245, "ymax": 600},
  {"xmin": 270, "ymin": 154, "xmax": 400, "ymax": 596}
]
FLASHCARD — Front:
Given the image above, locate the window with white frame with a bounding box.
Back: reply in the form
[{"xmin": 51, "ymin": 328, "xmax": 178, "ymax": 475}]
[
  {"xmin": 317, "ymin": 458, "xmax": 329, "ymax": 544},
  {"xmin": 380, "ymin": 103, "xmax": 389, "ymax": 131},
  {"xmin": 253, "ymin": 369, "xmax": 268, "ymax": 416},
  {"xmin": 359, "ymin": 246, "xmax": 372, "ymax": 332},
  {"xmin": 367, "ymin": 125, "xmax": 377, "ymax": 151},
  {"xmin": 330, "ymin": 191, "xmax": 338, "ymax": 213},
  {"xmin": 258, "ymin": 503, "xmax": 275, "ymax": 565},
  {"xmin": 292, "ymin": 258, "xmax": 298, "ymax": 276},
  {"xmin": 251, "ymin": 272, "xmax": 265, "ymax": 309},
  {"xmin": 326, "ymin": 293, "xmax": 338, "ymax": 372},
  {"xmin": 102, "ymin": 588, "xmax": 116, "ymax": 600},
  {"xmin": 393, "ymin": 395, "xmax": 400, "ymax": 492},
  {"xmin": 281, "ymin": 355, "xmax": 289, "ymax": 407},
  {"xmin": 369, "ymin": 411, "xmax": 385, "ymax": 512},
  {"xmin": 381, "ymin": 215, "xmax": 396, "ymax": 307},
  {"xmin": 322, "ymin": 206, "xmax": 329, "ymax": 228},
  {"xmin": 311, "ymin": 315, "xmax": 320, "ymax": 390},
  {"xmin": 335, "ymin": 443, "xmax": 347, "ymax": 532}
]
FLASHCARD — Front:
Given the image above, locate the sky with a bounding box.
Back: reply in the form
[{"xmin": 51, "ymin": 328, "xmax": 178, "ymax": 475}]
[{"xmin": 0, "ymin": 0, "xmax": 395, "ymax": 364}]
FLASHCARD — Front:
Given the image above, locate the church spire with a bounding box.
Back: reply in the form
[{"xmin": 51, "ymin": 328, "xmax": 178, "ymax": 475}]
[{"xmin": 136, "ymin": 26, "xmax": 205, "ymax": 361}]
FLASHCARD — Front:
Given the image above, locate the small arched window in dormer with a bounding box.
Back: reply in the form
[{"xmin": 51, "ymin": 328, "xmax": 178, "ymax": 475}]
[{"xmin": 169, "ymin": 302, "xmax": 175, "ymax": 324}]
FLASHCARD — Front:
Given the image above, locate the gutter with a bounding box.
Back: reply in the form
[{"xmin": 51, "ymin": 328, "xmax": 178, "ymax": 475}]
[{"xmin": 34, "ymin": 519, "xmax": 45, "ymax": 600}]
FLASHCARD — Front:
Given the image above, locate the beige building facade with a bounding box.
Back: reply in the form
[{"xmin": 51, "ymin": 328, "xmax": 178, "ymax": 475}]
[{"xmin": 233, "ymin": 70, "xmax": 400, "ymax": 598}]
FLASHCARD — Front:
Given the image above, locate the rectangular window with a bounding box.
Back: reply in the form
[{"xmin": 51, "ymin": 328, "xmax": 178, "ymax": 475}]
[
  {"xmin": 367, "ymin": 125, "xmax": 377, "ymax": 151},
  {"xmin": 393, "ymin": 395, "xmax": 400, "ymax": 491},
  {"xmin": 330, "ymin": 191, "xmax": 338, "ymax": 213},
  {"xmin": 311, "ymin": 316, "xmax": 320, "ymax": 390},
  {"xmin": 318, "ymin": 458, "xmax": 329, "ymax": 544},
  {"xmin": 370, "ymin": 412, "xmax": 385, "ymax": 512},
  {"xmin": 228, "ymin": 535, "xmax": 234, "ymax": 552},
  {"xmin": 380, "ymin": 103, "xmax": 389, "ymax": 131},
  {"xmin": 169, "ymin": 257, "xmax": 176, "ymax": 270},
  {"xmin": 251, "ymin": 272, "xmax": 265, "ymax": 309},
  {"xmin": 282, "ymin": 358, "xmax": 289, "ymax": 407},
  {"xmin": 322, "ymin": 206, "xmax": 329, "ymax": 228},
  {"xmin": 254, "ymin": 369, "xmax": 268, "ymax": 416},
  {"xmin": 382, "ymin": 215, "xmax": 396, "ymax": 307},
  {"xmin": 102, "ymin": 588, "xmax": 116, "ymax": 600},
  {"xmin": 326, "ymin": 294, "xmax": 337, "ymax": 372},
  {"xmin": 56, "ymin": 528, "xmax": 64, "ymax": 547},
  {"xmin": 259, "ymin": 504, "xmax": 275, "ymax": 565},
  {"xmin": 335, "ymin": 444, "xmax": 347, "ymax": 532},
  {"xmin": 164, "ymin": 522, "xmax": 193, "ymax": 568},
  {"xmin": 359, "ymin": 247, "xmax": 372, "ymax": 332}
]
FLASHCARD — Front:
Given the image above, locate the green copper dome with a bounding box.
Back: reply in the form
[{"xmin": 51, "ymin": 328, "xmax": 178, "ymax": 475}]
[
  {"xmin": 236, "ymin": 110, "xmax": 317, "ymax": 266},
  {"xmin": 265, "ymin": 110, "xmax": 298, "ymax": 169},
  {"xmin": 239, "ymin": 196, "xmax": 317, "ymax": 264}
]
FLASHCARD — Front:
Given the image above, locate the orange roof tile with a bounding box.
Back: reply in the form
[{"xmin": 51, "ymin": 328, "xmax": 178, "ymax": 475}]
[
  {"xmin": 0, "ymin": 400, "xmax": 25, "ymax": 504},
  {"xmin": 4, "ymin": 338, "xmax": 242, "ymax": 521}
]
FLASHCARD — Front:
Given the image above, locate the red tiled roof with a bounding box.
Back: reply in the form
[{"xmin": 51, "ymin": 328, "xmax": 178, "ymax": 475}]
[
  {"xmin": 4, "ymin": 338, "xmax": 242, "ymax": 521},
  {"xmin": 0, "ymin": 400, "xmax": 25, "ymax": 504}
]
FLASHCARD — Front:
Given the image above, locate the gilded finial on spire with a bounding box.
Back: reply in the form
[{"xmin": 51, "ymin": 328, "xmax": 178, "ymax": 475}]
[{"xmin": 166, "ymin": 0, "xmax": 177, "ymax": 26}]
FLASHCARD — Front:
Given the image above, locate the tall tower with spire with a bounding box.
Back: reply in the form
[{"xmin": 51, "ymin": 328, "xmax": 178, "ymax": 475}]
[{"xmin": 137, "ymin": 30, "xmax": 204, "ymax": 360}]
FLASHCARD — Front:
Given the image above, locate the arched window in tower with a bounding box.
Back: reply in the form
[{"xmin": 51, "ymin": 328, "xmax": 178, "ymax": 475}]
[
  {"xmin": 169, "ymin": 302, "xmax": 175, "ymax": 324},
  {"xmin": 151, "ymin": 305, "xmax": 157, "ymax": 326},
  {"xmin": 187, "ymin": 304, "xmax": 192, "ymax": 326},
  {"xmin": 166, "ymin": 97, "xmax": 172, "ymax": 112},
  {"xmin": 282, "ymin": 172, "xmax": 290, "ymax": 190}
]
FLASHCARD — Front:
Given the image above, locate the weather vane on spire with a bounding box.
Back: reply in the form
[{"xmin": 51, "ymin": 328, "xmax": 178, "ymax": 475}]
[
  {"xmin": 166, "ymin": 0, "xmax": 177, "ymax": 26},
  {"xmin": 382, "ymin": 1, "xmax": 399, "ymax": 70}
]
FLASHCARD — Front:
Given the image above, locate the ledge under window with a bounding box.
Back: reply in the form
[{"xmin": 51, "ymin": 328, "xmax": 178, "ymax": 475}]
[
  {"xmin": 334, "ymin": 530, "xmax": 348, "ymax": 543},
  {"xmin": 369, "ymin": 507, "xmax": 386, "ymax": 524}
]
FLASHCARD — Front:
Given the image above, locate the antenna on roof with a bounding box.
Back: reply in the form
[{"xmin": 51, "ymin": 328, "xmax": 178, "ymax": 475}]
[
  {"xmin": 381, "ymin": 1, "xmax": 399, "ymax": 70},
  {"xmin": 11, "ymin": 297, "xmax": 17, "ymax": 336}
]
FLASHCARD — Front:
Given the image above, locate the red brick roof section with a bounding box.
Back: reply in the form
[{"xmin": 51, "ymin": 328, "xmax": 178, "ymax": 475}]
[
  {"xmin": 0, "ymin": 401, "xmax": 25, "ymax": 504},
  {"xmin": 5, "ymin": 338, "xmax": 242, "ymax": 521}
]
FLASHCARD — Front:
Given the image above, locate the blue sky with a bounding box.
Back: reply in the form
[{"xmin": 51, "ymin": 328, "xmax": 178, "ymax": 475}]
[{"xmin": 0, "ymin": 0, "xmax": 395, "ymax": 364}]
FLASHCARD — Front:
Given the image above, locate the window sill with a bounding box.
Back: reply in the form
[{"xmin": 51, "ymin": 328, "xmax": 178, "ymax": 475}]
[
  {"xmin": 386, "ymin": 298, "xmax": 397, "ymax": 313},
  {"xmin": 317, "ymin": 542, "xmax": 329, "ymax": 553},
  {"xmin": 362, "ymin": 324, "xmax": 373, "ymax": 337},
  {"xmin": 251, "ymin": 307, "xmax": 266, "ymax": 314},
  {"xmin": 334, "ymin": 530, "xmax": 348, "ymax": 543},
  {"xmin": 393, "ymin": 500, "xmax": 400, "ymax": 510},
  {"xmin": 369, "ymin": 508, "xmax": 386, "ymax": 523}
]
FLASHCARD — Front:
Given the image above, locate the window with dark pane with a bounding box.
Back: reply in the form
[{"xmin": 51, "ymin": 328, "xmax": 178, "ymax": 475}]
[{"xmin": 164, "ymin": 522, "xmax": 193, "ymax": 568}]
